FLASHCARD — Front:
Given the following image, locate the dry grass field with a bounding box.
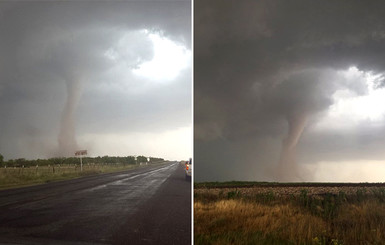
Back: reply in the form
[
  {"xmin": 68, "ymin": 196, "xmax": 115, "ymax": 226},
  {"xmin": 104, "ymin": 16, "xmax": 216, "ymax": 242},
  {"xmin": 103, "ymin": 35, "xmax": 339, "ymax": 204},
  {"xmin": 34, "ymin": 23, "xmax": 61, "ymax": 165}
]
[{"xmin": 195, "ymin": 183, "xmax": 385, "ymax": 245}]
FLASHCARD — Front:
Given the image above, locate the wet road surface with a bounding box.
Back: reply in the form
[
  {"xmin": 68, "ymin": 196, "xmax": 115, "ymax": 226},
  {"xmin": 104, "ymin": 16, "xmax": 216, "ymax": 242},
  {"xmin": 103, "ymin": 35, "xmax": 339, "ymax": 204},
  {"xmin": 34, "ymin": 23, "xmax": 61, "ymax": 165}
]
[{"xmin": 0, "ymin": 162, "xmax": 191, "ymax": 245}]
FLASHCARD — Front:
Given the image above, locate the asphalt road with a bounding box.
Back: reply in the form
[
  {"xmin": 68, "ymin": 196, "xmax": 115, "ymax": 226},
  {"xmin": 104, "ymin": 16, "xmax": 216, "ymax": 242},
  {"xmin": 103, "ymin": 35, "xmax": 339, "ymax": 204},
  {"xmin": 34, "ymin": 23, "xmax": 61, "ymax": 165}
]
[{"xmin": 0, "ymin": 162, "xmax": 191, "ymax": 245}]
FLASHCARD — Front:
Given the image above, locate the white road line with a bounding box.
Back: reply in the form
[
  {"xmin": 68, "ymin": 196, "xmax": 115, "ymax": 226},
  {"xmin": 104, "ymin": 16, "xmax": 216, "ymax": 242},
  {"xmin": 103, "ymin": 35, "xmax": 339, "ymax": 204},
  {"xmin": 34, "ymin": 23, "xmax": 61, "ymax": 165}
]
[{"xmin": 82, "ymin": 163, "xmax": 177, "ymax": 193}]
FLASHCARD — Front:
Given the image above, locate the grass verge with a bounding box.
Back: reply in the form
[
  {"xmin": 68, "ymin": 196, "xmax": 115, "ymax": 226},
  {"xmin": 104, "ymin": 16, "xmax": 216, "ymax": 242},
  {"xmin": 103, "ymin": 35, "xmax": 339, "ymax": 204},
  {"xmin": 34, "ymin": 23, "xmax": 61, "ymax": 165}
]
[{"xmin": 0, "ymin": 163, "xmax": 167, "ymax": 190}]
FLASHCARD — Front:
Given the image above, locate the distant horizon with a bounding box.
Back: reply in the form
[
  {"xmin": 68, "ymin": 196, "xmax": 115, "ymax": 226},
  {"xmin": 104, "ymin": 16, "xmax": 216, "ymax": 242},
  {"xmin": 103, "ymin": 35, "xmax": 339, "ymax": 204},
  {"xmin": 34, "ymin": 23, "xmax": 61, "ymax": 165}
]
[{"xmin": 0, "ymin": 154, "xmax": 190, "ymax": 162}]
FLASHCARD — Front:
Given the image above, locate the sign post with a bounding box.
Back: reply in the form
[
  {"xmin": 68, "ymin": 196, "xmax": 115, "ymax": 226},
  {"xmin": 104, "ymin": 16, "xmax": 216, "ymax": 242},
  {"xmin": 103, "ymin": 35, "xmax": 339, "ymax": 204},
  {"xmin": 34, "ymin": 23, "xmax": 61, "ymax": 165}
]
[{"xmin": 75, "ymin": 150, "xmax": 87, "ymax": 172}]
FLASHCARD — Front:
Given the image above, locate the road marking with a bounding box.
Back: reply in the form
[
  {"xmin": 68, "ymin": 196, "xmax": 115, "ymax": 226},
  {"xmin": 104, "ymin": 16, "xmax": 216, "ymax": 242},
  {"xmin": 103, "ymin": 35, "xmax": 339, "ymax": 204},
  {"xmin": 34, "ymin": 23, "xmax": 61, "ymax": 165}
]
[{"xmin": 82, "ymin": 163, "xmax": 177, "ymax": 193}]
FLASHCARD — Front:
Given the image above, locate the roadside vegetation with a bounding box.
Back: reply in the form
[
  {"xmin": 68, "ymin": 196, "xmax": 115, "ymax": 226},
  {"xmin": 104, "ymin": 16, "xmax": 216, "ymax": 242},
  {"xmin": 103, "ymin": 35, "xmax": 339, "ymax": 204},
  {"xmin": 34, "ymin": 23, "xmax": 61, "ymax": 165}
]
[
  {"xmin": 195, "ymin": 183, "xmax": 385, "ymax": 245},
  {"xmin": 0, "ymin": 154, "xmax": 165, "ymax": 189}
]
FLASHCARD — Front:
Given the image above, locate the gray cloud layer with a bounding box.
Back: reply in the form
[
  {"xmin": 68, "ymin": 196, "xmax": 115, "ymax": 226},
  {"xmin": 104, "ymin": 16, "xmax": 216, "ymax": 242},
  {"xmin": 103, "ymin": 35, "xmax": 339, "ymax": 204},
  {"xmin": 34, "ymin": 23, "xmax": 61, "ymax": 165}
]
[
  {"xmin": 195, "ymin": 0, "xmax": 385, "ymax": 181},
  {"xmin": 0, "ymin": 1, "xmax": 191, "ymax": 159}
]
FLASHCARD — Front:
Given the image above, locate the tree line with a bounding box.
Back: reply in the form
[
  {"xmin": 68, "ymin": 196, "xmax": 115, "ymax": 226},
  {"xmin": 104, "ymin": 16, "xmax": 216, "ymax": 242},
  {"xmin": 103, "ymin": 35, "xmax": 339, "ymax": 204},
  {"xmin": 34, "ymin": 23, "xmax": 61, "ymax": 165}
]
[{"xmin": 0, "ymin": 154, "xmax": 165, "ymax": 168}]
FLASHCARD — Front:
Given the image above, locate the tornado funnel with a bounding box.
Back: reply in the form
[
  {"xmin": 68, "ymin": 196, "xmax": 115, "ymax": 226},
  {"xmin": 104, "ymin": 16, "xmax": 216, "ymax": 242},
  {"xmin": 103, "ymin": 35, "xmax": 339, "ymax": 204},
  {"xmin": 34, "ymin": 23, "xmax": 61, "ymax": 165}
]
[
  {"xmin": 277, "ymin": 111, "xmax": 307, "ymax": 181},
  {"xmin": 58, "ymin": 74, "xmax": 83, "ymax": 156}
]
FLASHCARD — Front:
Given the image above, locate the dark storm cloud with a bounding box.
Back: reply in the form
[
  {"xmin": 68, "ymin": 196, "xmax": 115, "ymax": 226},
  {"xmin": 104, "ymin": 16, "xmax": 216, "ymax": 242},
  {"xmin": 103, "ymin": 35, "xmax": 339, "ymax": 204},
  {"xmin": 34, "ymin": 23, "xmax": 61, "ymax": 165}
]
[
  {"xmin": 0, "ymin": 1, "xmax": 191, "ymax": 159},
  {"xmin": 195, "ymin": 0, "xmax": 385, "ymax": 181},
  {"xmin": 77, "ymin": 68, "xmax": 192, "ymax": 134}
]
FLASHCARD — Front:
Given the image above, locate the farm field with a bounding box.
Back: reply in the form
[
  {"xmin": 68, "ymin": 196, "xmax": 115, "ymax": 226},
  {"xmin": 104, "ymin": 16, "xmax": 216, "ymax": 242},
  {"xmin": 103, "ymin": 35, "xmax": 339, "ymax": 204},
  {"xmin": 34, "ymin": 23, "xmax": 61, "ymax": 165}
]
[{"xmin": 195, "ymin": 182, "xmax": 385, "ymax": 245}]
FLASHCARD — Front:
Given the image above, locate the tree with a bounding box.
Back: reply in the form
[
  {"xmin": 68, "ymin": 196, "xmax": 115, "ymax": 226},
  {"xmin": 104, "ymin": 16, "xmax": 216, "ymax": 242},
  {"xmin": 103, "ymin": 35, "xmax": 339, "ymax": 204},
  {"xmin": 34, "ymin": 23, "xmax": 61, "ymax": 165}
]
[
  {"xmin": 0, "ymin": 154, "xmax": 3, "ymax": 166},
  {"xmin": 149, "ymin": 157, "xmax": 164, "ymax": 162},
  {"xmin": 136, "ymin": 156, "xmax": 148, "ymax": 164},
  {"xmin": 123, "ymin": 156, "xmax": 136, "ymax": 165},
  {"xmin": 52, "ymin": 157, "xmax": 65, "ymax": 165}
]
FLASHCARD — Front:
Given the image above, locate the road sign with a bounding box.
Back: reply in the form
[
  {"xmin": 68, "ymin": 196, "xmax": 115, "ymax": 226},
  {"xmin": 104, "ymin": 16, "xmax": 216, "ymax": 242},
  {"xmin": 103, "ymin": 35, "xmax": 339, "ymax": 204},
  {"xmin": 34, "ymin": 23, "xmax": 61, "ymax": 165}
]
[
  {"xmin": 75, "ymin": 150, "xmax": 87, "ymax": 156},
  {"xmin": 75, "ymin": 150, "xmax": 87, "ymax": 171}
]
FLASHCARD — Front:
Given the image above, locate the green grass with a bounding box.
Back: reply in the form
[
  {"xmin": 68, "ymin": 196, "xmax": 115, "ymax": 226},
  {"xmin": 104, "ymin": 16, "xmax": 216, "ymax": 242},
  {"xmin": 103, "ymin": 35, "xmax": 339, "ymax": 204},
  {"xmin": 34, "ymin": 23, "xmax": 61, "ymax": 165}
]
[{"xmin": 0, "ymin": 163, "xmax": 165, "ymax": 190}]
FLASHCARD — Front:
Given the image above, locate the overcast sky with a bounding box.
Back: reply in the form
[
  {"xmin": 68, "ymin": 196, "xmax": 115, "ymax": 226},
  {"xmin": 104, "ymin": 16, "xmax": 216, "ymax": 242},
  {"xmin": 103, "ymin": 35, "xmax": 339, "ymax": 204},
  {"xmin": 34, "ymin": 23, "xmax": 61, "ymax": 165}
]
[
  {"xmin": 195, "ymin": 0, "xmax": 385, "ymax": 182},
  {"xmin": 0, "ymin": 0, "xmax": 191, "ymax": 161}
]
